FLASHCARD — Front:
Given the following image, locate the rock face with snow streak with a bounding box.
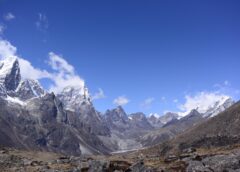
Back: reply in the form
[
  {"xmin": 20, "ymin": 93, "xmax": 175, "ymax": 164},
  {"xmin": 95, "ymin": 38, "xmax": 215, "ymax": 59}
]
[
  {"xmin": 147, "ymin": 112, "xmax": 179, "ymax": 129},
  {"xmin": 0, "ymin": 57, "xmax": 21, "ymax": 91},
  {"xmin": 147, "ymin": 114, "xmax": 164, "ymax": 128},
  {"xmin": 159, "ymin": 112, "xmax": 179, "ymax": 124},
  {"xmin": 104, "ymin": 107, "xmax": 153, "ymax": 135},
  {"xmin": 57, "ymin": 86, "xmax": 110, "ymax": 136},
  {"xmin": 100, "ymin": 108, "xmax": 155, "ymax": 151},
  {"xmin": 0, "ymin": 84, "xmax": 7, "ymax": 97},
  {"xmin": 202, "ymin": 97, "xmax": 234, "ymax": 118},
  {"xmin": 105, "ymin": 106, "xmax": 130, "ymax": 132},
  {"xmin": 16, "ymin": 79, "xmax": 46, "ymax": 100},
  {"xmin": 57, "ymin": 86, "xmax": 91, "ymax": 111},
  {"xmin": 129, "ymin": 112, "xmax": 153, "ymax": 130}
]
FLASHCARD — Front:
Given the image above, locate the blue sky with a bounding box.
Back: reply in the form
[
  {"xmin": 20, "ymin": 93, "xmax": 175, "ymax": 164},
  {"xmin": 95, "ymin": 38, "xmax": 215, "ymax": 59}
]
[{"xmin": 0, "ymin": 0, "xmax": 240, "ymax": 115}]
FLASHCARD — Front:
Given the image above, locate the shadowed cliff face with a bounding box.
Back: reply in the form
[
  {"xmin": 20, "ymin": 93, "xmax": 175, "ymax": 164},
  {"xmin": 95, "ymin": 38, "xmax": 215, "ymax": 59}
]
[{"xmin": 0, "ymin": 93, "xmax": 112, "ymax": 156}]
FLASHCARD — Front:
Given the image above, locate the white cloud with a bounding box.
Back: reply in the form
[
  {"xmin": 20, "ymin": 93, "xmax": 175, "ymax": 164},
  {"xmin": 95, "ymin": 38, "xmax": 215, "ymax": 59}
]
[
  {"xmin": 0, "ymin": 39, "xmax": 51, "ymax": 80},
  {"xmin": 18, "ymin": 58, "xmax": 51, "ymax": 80},
  {"xmin": 0, "ymin": 39, "xmax": 16, "ymax": 58},
  {"xmin": 113, "ymin": 96, "xmax": 129, "ymax": 106},
  {"xmin": 35, "ymin": 13, "xmax": 48, "ymax": 31},
  {"xmin": 3, "ymin": 13, "xmax": 15, "ymax": 21},
  {"xmin": 141, "ymin": 97, "xmax": 155, "ymax": 109},
  {"xmin": 47, "ymin": 52, "xmax": 85, "ymax": 93},
  {"xmin": 161, "ymin": 96, "xmax": 166, "ymax": 101},
  {"xmin": 178, "ymin": 91, "xmax": 230, "ymax": 115},
  {"xmin": 92, "ymin": 88, "xmax": 105, "ymax": 100},
  {"xmin": 48, "ymin": 52, "xmax": 74, "ymax": 74}
]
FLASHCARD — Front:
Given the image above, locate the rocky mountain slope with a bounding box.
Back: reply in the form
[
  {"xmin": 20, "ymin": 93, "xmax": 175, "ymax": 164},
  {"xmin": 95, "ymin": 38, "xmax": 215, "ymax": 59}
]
[
  {"xmin": 0, "ymin": 57, "xmax": 236, "ymax": 158},
  {"xmin": 139, "ymin": 109, "xmax": 204, "ymax": 147},
  {"xmin": 57, "ymin": 86, "xmax": 110, "ymax": 136},
  {"xmin": 140, "ymin": 101, "xmax": 240, "ymax": 159},
  {"xmin": 147, "ymin": 112, "xmax": 179, "ymax": 129},
  {"xmin": 0, "ymin": 57, "xmax": 158, "ymax": 155},
  {"xmin": 0, "ymin": 57, "xmax": 111, "ymax": 156},
  {"xmin": 140, "ymin": 98, "xmax": 235, "ymax": 148},
  {"xmin": 167, "ymin": 101, "xmax": 240, "ymax": 154},
  {"xmin": 99, "ymin": 107, "xmax": 153, "ymax": 151},
  {"xmin": 123, "ymin": 101, "xmax": 240, "ymax": 171}
]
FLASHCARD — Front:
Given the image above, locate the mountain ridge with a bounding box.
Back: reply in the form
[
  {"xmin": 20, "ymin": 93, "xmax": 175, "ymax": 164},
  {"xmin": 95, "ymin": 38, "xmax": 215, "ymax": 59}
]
[{"xmin": 0, "ymin": 57, "xmax": 236, "ymax": 156}]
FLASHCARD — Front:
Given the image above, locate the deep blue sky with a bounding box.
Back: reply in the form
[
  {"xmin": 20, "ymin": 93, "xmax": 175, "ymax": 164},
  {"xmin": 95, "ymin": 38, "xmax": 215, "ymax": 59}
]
[{"xmin": 0, "ymin": 0, "xmax": 240, "ymax": 114}]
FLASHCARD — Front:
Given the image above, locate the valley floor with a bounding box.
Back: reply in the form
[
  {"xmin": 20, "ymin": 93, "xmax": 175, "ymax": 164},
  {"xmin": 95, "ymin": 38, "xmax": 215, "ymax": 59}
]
[{"xmin": 1, "ymin": 145, "xmax": 240, "ymax": 171}]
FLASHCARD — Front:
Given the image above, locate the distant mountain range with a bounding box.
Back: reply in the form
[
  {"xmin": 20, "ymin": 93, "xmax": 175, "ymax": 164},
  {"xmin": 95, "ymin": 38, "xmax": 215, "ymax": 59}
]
[
  {"xmin": 139, "ymin": 100, "xmax": 240, "ymax": 162},
  {"xmin": 0, "ymin": 57, "xmax": 236, "ymax": 156}
]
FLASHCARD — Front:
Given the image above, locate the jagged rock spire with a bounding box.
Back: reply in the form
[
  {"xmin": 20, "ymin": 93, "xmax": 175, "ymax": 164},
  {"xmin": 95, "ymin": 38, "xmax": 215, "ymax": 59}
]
[{"xmin": 0, "ymin": 57, "xmax": 21, "ymax": 91}]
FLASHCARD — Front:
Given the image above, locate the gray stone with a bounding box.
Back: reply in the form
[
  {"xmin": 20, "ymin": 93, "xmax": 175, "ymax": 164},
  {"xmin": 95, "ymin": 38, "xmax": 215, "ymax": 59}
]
[
  {"xmin": 186, "ymin": 161, "xmax": 211, "ymax": 172},
  {"xmin": 128, "ymin": 160, "xmax": 152, "ymax": 172},
  {"xmin": 88, "ymin": 160, "xmax": 109, "ymax": 172}
]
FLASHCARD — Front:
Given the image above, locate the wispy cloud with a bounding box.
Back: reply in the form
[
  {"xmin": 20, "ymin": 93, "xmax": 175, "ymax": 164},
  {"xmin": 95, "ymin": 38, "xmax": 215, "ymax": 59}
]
[
  {"xmin": 173, "ymin": 99, "xmax": 178, "ymax": 103},
  {"xmin": 35, "ymin": 13, "xmax": 48, "ymax": 32},
  {"xmin": 3, "ymin": 13, "xmax": 15, "ymax": 21},
  {"xmin": 0, "ymin": 24, "xmax": 6, "ymax": 35},
  {"xmin": 113, "ymin": 96, "xmax": 129, "ymax": 106},
  {"xmin": 213, "ymin": 80, "xmax": 239, "ymax": 99},
  {"xmin": 224, "ymin": 80, "xmax": 230, "ymax": 86},
  {"xmin": 0, "ymin": 39, "xmax": 17, "ymax": 59},
  {"xmin": 141, "ymin": 97, "xmax": 155, "ymax": 109},
  {"xmin": 48, "ymin": 52, "xmax": 74, "ymax": 74},
  {"xmin": 92, "ymin": 88, "xmax": 106, "ymax": 100},
  {"xmin": 161, "ymin": 96, "xmax": 166, "ymax": 101}
]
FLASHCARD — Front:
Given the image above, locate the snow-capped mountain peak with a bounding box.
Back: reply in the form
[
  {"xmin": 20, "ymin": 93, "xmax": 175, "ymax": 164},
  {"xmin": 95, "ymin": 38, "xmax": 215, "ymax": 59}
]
[
  {"xmin": 0, "ymin": 57, "xmax": 21, "ymax": 91},
  {"xmin": 147, "ymin": 113, "xmax": 163, "ymax": 128},
  {"xmin": 178, "ymin": 96, "xmax": 235, "ymax": 119},
  {"xmin": 0, "ymin": 57, "xmax": 18, "ymax": 75},
  {"xmin": 105, "ymin": 106, "xmax": 128, "ymax": 122},
  {"xmin": 115, "ymin": 106, "xmax": 127, "ymax": 116},
  {"xmin": 202, "ymin": 97, "xmax": 234, "ymax": 118},
  {"xmin": 159, "ymin": 112, "xmax": 179, "ymax": 124},
  {"xmin": 57, "ymin": 85, "xmax": 91, "ymax": 111},
  {"xmin": 15, "ymin": 79, "xmax": 46, "ymax": 100},
  {"xmin": 149, "ymin": 113, "xmax": 160, "ymax": 119},
  {"xmin": 0, "ymin": 57, "xmax": 47, "ymax": 102},
  {"xmin": 130, "ymin": 112, "xmax": 146, "ymax": 121}
]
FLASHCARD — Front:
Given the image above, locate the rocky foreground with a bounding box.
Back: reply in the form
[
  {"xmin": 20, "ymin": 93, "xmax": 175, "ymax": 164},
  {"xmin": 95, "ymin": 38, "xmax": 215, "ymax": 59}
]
[
  {"xmin": 0, "ymin": 145, "xmax": 240, "ymax": 172},
  {"xmin": 126, "ymin": 144, "xmax": 240, "ymax": 171},
  {"xmin": 0, "ymin": 147, "xmax": 153, "ymax": 172}
]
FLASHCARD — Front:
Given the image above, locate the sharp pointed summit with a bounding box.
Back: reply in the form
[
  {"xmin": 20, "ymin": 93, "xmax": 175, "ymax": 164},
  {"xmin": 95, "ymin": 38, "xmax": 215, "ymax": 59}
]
[{"xmin": 0, "ymin": 57, "xmax": 21, "ymax": 91}]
